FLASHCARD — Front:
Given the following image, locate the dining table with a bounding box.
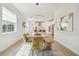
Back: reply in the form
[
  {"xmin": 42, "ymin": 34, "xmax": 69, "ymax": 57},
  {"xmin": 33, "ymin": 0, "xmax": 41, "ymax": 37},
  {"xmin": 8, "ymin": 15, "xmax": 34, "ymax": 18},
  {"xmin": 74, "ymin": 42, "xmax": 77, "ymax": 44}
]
[{"xmin": 29, "ymin": 34, "xmax": 53, "ymax": 42}]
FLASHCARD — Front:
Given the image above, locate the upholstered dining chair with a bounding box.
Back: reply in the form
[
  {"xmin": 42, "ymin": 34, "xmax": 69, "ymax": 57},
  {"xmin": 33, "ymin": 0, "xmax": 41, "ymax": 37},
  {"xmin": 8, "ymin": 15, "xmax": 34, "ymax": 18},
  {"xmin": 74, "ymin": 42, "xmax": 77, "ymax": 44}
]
[
  {"xmin": 32, "ymin": 37, "xmax": 46, "ymax": 51},
  {"xmin": 23, "ymin": 33, "xmax": 32, "ymax": 43}
]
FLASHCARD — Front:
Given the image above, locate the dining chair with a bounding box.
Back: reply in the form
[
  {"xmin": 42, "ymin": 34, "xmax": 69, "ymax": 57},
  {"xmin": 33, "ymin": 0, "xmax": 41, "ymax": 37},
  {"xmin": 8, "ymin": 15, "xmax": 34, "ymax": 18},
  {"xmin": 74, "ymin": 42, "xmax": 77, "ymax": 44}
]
[
  {"xmin": 32, "ymin": 37, "xmax": 46, "ymax": 51},
  {"xmin": 23, "ymin": 33, "xmax": 32, "ymax": 43}
]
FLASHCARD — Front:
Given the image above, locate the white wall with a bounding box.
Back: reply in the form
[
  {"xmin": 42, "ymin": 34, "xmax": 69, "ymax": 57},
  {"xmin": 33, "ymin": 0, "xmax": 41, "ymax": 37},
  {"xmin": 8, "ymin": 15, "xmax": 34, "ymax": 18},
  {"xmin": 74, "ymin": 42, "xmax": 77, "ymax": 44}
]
[
  {"xmin": 54, "ymin": 4, "xmax": 79, "ymax": 55},
  {"xmin": 0, "ymin": 4, "xmax": 26, "ymax": 52}
]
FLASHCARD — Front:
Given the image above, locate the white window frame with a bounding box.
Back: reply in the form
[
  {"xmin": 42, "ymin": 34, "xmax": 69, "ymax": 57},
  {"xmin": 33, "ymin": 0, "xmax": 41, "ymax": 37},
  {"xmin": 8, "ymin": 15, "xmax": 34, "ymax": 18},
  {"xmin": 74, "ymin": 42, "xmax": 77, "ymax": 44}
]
[{"xmin": 2, "ymin": 6, "xmax": 17, "ymax": 34}]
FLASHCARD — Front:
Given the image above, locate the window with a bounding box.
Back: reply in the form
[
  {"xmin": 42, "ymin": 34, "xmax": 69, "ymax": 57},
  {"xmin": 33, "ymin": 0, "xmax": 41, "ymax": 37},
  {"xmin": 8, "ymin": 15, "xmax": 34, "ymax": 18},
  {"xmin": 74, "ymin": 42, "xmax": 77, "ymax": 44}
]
[{"xmin": 2, "ymin": 7, "xmax": 17, "ymax": 32}]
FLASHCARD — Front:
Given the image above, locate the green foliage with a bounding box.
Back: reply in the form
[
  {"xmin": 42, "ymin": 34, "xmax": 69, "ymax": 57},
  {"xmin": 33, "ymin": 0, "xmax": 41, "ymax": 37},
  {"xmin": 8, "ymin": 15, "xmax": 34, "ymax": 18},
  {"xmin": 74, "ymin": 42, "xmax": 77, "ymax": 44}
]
[{"xmin": 2, "ymin": 24, "xmax": 14, "ymax": 32}]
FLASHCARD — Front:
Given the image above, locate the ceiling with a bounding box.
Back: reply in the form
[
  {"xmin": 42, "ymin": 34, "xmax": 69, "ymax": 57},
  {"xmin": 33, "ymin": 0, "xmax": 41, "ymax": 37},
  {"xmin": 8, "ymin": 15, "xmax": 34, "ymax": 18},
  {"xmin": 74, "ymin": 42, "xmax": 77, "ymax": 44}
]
[{"xmin": 12, "ymin": 3, "xmax": 62, "ymax": 21}]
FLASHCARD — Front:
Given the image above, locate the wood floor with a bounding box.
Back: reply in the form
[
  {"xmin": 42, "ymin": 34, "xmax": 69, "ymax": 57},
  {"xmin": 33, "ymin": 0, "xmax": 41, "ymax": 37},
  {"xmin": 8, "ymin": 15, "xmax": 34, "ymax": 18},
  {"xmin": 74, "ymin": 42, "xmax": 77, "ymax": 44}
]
[
  {"xmin": 0, "ymin": 39, "xmax": 23, "ymax": 56},
  {"xmin": 0, "ymin": 39, "xmax": 63, "ymax": 56},
  {"xmin": 0, "ymin": 37, "xmax": 78, "ymax": 56},
  {"xmin": 54, "ymin": 41, "xmax": 78, "ymax": 56}
]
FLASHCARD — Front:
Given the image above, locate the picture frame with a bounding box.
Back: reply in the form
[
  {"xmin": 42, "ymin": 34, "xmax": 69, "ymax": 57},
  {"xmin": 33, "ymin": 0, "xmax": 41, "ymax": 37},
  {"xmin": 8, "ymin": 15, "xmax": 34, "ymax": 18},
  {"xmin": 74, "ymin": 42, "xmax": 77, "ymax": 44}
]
[
  {"xmin": 57, "ymin": 12, "xmax": 73, "ymax": 31},
  {"xmin": 22, "ymin": 21, "xmax": 26, "ymax": 28}
]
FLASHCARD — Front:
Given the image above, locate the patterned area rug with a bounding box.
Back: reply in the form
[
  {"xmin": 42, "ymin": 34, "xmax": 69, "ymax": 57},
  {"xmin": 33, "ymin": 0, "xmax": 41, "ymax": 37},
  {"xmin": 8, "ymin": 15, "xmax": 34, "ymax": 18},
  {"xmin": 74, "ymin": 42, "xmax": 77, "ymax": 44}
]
[{"xmin": 16, "ymin": 43, "xmax": 64, "ymax": 56}]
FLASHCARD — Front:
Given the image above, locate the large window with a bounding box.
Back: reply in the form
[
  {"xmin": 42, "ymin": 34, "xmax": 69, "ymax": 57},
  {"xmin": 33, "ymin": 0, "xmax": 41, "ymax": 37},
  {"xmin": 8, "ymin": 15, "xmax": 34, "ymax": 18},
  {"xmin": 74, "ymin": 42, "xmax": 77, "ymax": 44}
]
[{"xmin": 2, "ymin": 7, "xmax": 17, "ymax": 32}]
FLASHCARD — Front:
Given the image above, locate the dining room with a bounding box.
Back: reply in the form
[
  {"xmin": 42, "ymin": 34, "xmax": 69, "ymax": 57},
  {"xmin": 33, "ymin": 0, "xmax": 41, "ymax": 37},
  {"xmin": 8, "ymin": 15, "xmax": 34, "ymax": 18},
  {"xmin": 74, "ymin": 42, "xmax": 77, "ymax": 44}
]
[
  {"xmin": 0, "ymin": 3, "xmax": 79, "ymax": 56},
  {"xmin": 20, "ymin": 16, "xmax": 55, "ymax": 56}
]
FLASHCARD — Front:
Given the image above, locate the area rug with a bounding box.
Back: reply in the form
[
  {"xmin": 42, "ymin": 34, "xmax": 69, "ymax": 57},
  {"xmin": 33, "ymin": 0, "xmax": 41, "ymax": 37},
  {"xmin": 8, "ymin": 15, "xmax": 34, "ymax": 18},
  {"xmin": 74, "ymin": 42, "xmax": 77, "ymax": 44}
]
[{"xmin": 16, "ymin": 43, "xmax": 64, "ymax": 56}]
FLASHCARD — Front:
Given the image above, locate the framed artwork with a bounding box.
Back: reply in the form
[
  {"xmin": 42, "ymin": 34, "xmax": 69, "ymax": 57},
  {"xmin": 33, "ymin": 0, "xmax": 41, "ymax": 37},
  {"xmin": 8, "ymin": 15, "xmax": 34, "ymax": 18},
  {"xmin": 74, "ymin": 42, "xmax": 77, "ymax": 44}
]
[
  {"xmin": 22, "ymin": 21, "xmax": 26, "ymax": 28},
  {"xmin": 57, "ymin": 13, "xmax": 73, "ymax": 31}
]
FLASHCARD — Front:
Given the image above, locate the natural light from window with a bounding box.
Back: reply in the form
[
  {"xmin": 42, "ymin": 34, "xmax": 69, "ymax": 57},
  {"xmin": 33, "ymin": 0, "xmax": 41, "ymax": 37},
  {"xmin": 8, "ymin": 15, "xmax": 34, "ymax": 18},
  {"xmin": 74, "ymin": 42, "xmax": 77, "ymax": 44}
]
[{"xmin": 2, "ymin": 7, "xmax": 17, "ymax": 33}]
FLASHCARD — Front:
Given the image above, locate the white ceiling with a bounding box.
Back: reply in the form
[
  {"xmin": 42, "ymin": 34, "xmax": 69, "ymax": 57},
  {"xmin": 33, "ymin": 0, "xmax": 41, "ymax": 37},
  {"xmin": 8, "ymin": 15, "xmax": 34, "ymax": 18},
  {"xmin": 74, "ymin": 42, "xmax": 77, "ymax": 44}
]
[{"xmin": 12, "ymin": 3, "xmax": 62, "ymax": 21}]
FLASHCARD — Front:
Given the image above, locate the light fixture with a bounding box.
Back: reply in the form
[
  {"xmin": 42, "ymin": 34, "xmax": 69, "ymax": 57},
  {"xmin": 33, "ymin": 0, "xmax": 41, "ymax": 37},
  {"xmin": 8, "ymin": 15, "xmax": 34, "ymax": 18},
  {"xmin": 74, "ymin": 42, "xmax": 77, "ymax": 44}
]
[
  {"xmin": 30, "ymin": 15, "xmax": 44, "ymax": 21},
  {"xmin": 36, "ymin": 3, "xmax": 39, "ymax": 6}
]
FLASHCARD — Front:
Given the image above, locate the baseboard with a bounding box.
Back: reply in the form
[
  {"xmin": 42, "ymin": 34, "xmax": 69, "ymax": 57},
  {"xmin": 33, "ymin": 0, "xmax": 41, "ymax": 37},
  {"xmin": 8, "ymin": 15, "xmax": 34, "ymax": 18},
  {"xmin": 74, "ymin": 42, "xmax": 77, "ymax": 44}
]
[
  {"xmin": 0, "ymin": 38, "xmax": 23, "ymax": 55},
  {"xmin": 54, "ymin": 41, "xmax": 78, "ymax": 56}
]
